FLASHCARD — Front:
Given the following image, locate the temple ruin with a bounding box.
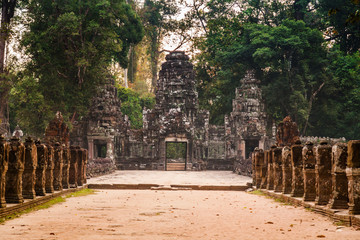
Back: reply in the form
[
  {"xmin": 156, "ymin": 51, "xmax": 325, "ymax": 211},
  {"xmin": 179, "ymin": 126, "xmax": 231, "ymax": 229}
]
[{"xmin": 71, "ymin": 51, "xmax": 275, "ymax": 174}]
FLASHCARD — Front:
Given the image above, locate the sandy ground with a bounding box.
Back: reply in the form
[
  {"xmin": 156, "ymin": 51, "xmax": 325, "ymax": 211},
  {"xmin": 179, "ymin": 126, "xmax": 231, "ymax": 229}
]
[
  {"xmin": 87, "ymin": 171, "xmax": 252, "ymax": 186},
  {"xmin": 0, "ymin": 190, "xmax": 359, "ymax": 240}
]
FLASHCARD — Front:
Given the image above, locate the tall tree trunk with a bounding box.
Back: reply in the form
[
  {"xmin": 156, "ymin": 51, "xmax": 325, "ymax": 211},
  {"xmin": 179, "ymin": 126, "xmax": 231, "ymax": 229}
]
[{"xmin": 0, "ymin": 0, "xmax": 17, "ymax": 135}]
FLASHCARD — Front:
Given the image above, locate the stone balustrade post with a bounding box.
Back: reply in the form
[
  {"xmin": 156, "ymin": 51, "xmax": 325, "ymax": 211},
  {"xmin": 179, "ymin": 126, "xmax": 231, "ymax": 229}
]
[
  {"xmin": 315, "ymin": 141, "xmax": 332, "ymax": 205},
  {"xmin": 328, "ymin": 143, "xmax": 348, "ymax": 209},
  {"xmin": 303, "ymin": 142, "xmax": 316, "ymax": 201},
  {"xmin": 260, "ymin": 150, "xmax": 268, "ymax": 189},
  {"xmin": 254, "ymin": 148, "xmax": 263, "ymax": 189},
  {"xmin": 252, "ymin": 151, "xmax": 256, "ymax": 186},
  {"xmin": 45, "ymin": 144, "xmax": 54, "ymax": 193},
  {"xmin": 53, "ymin": 142, "xmax": 63, "ymax": 191},
  {"xmin": 291, "ymin": 140, "xmax": 303, "ymax": 197},
  {"xmin": 6, "ymin": 137, "xmax": 25, "ymax": 203},
  {"xmin": 69, "ymin": 146, "xmax": 78, "ymax": 188},
  {"xmin": 0, "ymin": 135, "xmax": 9, "ymax": 207},
  {"xmin": 76, "ymin": 147, "xmax": 84, "ymax": 186},
  {"xmin": 35, "ymin": 140, "xmax": 48, "ymax": 196},
  {"xmin": 282, "ymin": 146, "xmax": 292, "ymax": 194},
  {"xmin": 22, "ymin": 137, "xmax": 38, "ymax": 199},
  {"xmin": 273, "ymin": 147, "xmax": 283, "ymax": 192},
  {"xmin": 62, "ymin": 147, "xmax": 70, "ymax": 189},
  {"xmin": 346, "ymin": 140, "xmax": 360, "ymax": 215},
  {"xmin": 82, "ymin": 149, "xmax": 88, "ymax": 184},
  {"xmin": 266, "ymin": 147, "xmax": 275, "ymax": 190}
]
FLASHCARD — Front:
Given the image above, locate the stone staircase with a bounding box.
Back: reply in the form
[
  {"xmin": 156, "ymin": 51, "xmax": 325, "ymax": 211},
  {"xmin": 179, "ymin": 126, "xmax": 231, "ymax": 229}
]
[{"xmin": 166, "ymin": 163, "xmax": 186, "ymax": 171}]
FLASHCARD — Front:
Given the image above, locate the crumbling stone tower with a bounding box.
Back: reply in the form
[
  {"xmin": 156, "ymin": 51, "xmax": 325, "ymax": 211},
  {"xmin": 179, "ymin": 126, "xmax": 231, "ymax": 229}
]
[
  {"xmin": 141, "ymin": 51, "xmax": 206, "ymax": 170},
  {"xmin": 227, "ymin": 70, "xmax": 269, "ymax": 165}
]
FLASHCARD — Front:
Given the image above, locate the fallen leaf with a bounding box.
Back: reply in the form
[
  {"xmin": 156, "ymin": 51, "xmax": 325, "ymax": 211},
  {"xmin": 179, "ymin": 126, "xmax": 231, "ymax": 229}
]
[{"xmin": 317, "ymin": 235, "xmax": 326, "ymax": 238}]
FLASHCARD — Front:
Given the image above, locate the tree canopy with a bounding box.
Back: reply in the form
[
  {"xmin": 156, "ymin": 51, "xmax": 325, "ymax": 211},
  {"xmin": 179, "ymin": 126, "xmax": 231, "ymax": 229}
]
[{"xmin": 11, "ymin": 0, "xmax": 144, "ymax": 135}]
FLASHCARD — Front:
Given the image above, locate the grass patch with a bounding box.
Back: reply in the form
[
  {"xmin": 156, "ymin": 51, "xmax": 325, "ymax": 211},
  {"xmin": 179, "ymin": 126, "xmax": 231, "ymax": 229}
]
[
  {"xmin": 248, "ymin": 189, "xmax": 265, "ymax": 196},
  {"xmin": 65, "ymin": 188, "xmax": 96, "ymax": 198},
  {"xmin": 334, "ymin": 221, "xmax": 345, "ymax": 226},
  {"xmin": 0, "ymin": 188, "xmax": 96, "ymax": 224}
]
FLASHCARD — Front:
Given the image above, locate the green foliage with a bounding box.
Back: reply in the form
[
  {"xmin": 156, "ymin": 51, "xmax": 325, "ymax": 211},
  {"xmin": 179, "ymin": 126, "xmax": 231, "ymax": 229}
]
[
  {"xmin": 117, "ymin": 86, "xmax": 155, "ymax": 129},
  {"xmin": 166, "ymin": 142, "xmax": 186, "ymax": 160},
  {"xmin": 20, "ymin": 0, "xmax": 144, "ymax": 126},
  {"xmin": 9, "ymin": 74, "xmax": 53, "ymax": 137},
  {"xmin": 196, "ymin": 16, "xmax": 329, "ymax": 132},
  {"xmin": 317, "ymin": 0, "xmax": 360, "ymax": 53},
  {"xmin": 309, "ymin": 50, "xmax": 360, "ymax": 139}
]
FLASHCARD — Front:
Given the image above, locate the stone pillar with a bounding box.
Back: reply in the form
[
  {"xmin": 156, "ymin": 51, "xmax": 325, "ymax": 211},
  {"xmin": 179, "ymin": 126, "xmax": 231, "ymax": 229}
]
[
  {"xmin": 69, "ymin": 146, "xmax": 78, "ymax": 188},
  {"xmin": 62, "ymin": 147, "xmax": 70, "ymax": 189},
  {"xmin": 346, "ymin": 140, "xmax": 360, "ymax": 215},
  {"xmin": 260, "ymin": 150, "xmax": 268, "ymax": 189},
  {"xmin": 282, "ymin": 146, "xmax": 292, "ymax": 194},
  {"xmin": 76, "ymin": 147, "xmax": 84, "ymax": 186},
  {"xmin": 53, "ymin": 142, "xmax": 63, "ymax": 191},
  {"xmin": 22, "ymin": 137, "xmax": 38, "ymax": 199},
  {"xmin": 6, "ymin": 137, "xmax": 25, "ymax": 203},
  {"xmin": 303, "ymin": 142, "xmax": 316, "ymax": 201},
  {"xmin": 254, "ymin": 148, "xmax": 264, "ymax": 189},
  {"xmin": 82, "ymin": 149, "xmax": 88, "ymax": 184},
  {"xmin": 0, "ymin": 135, "xmax": 9, "ymax": 207},
  {"xmin": 315, "ymin": 141, "xmax": 332, "ymax": 205},
  {"xmin": 35, "ymin": 140, "xmax": 48, "ymax": 196},
  {"xmin": 273, "ymin": 147, "xmax": 283, "ymax": 192},
  {"xmin": 291, "ymin": 141, "xmax": 303, "ymax": 197},
  {"xmin": 45, "ymin": 144, "xmax": 54, "ymax": 193},
  {"xmin": 328, "ymin": 143, "xmax": 348, "ymax": 209},
  {"xmin": 266, "ymin": 146, "xmax": 276, "ymax": 190}
]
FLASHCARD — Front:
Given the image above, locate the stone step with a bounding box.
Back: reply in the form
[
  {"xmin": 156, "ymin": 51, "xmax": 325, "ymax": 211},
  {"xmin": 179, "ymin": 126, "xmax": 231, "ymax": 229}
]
[{"xmin": 166, "ymin": 163, "xmax": 186, "ymax": 171}]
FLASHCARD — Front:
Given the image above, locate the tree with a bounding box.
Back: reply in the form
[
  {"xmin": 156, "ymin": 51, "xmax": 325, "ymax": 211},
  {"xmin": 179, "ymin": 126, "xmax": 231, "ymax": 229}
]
[
  {"xmin": 19, "ymin": 0, "xmax": 144, "ymax": 129},
  {"xmin": 0, "ymin": 0, "xmax": 18, "ymax": 135},
  {"xmin": 195, "ymin": 18, "xmax": 329, "ymax": 135},
  {"xmin": 317, "ymin": 0, "xmax": 360, "ymax": 53},
  {"xmin": 140, "ymin": 0, "xmax": 190, "ymax": 92},
  {"xmin": 117, "ymin": 86, "xmax": 154, "ymax": 129}
]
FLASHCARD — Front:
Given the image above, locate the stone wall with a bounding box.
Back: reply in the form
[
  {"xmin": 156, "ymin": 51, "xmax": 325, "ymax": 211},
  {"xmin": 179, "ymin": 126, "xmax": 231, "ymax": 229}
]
[
  {"xmin": 252, "ymin": 139, "xmax": 360, "ymax": 215},
  {"xmin": 71, "ymin": 52, "xmax": 275, "ymax": 173},
  {"xmin": 0, "ymin": 135, "xmax": 88, "ymax": 208}
]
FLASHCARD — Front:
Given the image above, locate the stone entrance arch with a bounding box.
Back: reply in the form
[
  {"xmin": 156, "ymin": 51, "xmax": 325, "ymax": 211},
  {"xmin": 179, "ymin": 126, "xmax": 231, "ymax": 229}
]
[{"xmin": 165, "ymin": 137, "xmax": 188, "ymax": 171}]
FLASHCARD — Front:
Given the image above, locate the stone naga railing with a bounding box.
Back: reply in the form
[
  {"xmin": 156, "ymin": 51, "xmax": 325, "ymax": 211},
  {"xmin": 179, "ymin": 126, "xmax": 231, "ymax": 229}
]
[
  {"xmin": 0, "ymin": 135, "xmax": 88, "ymax": 208},
  {"xmin": 252, "ymin": 140, "xmax": 360, "ymax": 214}
]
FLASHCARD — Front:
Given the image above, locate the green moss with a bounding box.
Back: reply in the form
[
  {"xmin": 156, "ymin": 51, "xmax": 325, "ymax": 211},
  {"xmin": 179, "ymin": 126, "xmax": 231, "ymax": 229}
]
[{"xmin": 0, "ymin": 188, "xmax": 96, "ymax": 224}]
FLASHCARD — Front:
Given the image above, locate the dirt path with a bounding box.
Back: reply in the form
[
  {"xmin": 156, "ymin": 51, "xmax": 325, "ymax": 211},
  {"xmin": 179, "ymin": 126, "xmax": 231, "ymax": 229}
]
[{"xmin": 0, "ymin": 190, "xmax": 359, "ymax": 240}]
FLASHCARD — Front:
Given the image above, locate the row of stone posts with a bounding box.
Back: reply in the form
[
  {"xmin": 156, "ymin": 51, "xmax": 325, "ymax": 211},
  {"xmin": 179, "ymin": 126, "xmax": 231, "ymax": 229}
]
[
  {"xmin": 0, "ymin": 135, "xmax": 88, "ymax": 208},
  {"xmin": 252, "ymin": 140, "xmax": 360, "ymax": 215}
]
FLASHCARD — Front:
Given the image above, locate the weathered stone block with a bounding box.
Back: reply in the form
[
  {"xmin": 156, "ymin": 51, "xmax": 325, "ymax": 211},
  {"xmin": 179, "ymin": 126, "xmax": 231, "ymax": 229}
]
[
  {"xmin": 266, "ymin": 146, "xmax": 276, "ymax": 190},
  {"xmin": 22, "ymin": 137, "xmax": 38, "ymax": 199},
  {"xmin": 328, "ymin": 143, "xmax": 348, "ymax": 209},
  {"xmin": 69, "ymin": 146, "xmax": 78, "ymax": 188},
  {"xmin": 35, "ymin": 140, "xmax": 48, "ymax": 196},
  {"xmin": 62, "ymin": 147, "xmax": 70, "ymax": 189},
  {"xmin": 254, "ymin": 148, "xmax": 264, "ymax": 189},
  {"xmin": 346, "ymin": 140, "xmax": 360, "ymax": 215},
  {"xmin": 45, "ymin": 144, "xmax": 54, "ymax": 193},
  {"xmin": 76, "ymin": 147, "xmax": 84, "ymax": 186},
  {"xmin": 282, "ymin": 146, "xmax": 292, "ymax": 194},
  {"xmin": 6, "ymin": 137, "xmax": 25, "ymax": 203},
  {"xmin": 82, "ymin": 149, "xmax": 88, "ymax": 184},
  {"xmin": 315, "ymin": 141, "xmax": 332, "ymax": 205},
  {"xmin": 260, "ymin": 150, "xmax": 268, "ymax": 189},
  {"xmin": 53, "ymin": 142, "xmax": 63, "ymax": 191},
  {"xmin": 291, "ymin": 141, "xmax": 303, "ymax": 197},
  {"xmin": 0, "ymin": 135, "xmax": 9, "ymax": 207},
  {"xmin": 303, "ymin": 142, "xmax": 316, "ymax": 201},
  {"xmin": 273, "ymin": 147, "xmax": 283, "ymax": 192}
]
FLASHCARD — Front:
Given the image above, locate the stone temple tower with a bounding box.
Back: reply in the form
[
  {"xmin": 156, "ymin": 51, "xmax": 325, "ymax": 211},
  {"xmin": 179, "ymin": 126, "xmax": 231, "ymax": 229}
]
[{"xmin": 226, "ymin": 70, "xmax": 268, "ymax": 161}]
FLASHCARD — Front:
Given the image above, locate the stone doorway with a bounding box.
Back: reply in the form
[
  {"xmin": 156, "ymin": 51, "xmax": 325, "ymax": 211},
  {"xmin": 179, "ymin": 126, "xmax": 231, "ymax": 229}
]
[
  {"xmin": 165, "ymin": 142, "xmax": 187, "ymax": 171},
  {"xmin": 245, "ymin": 139, "xmax": 259, "ymax": 159}
]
